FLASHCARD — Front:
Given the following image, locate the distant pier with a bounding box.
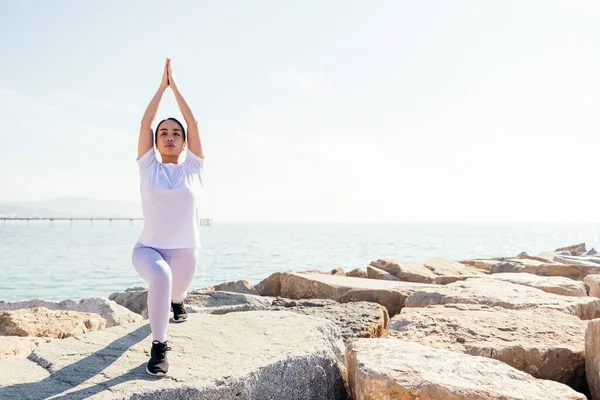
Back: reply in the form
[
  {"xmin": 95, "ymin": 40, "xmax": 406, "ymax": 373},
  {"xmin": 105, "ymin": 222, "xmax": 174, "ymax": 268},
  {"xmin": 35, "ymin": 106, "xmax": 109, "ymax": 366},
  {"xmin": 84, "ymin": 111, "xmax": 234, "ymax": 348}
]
[{"xmin": 0, "ymin": 217, "xmax": 212, "ymax": 227}]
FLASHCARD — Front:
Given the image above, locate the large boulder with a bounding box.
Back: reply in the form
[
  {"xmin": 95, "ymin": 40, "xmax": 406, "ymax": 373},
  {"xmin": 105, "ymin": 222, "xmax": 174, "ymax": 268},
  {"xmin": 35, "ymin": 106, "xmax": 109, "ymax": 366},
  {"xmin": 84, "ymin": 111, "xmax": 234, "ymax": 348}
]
[
  {"xmin": 346, "ymin": 339, "xmax": 585, "ymax": 400},
  {"xmin": 0, "ymin": 308, "xmax": 106, "ymax": 339},
  {"xmin": 388, "ymin": 304, "xmax": 586, "ymax": 388},
  {"xmin": 585, "ymin": 319, "xmax": 600, "ymax": 399},
  {"xmin": 109, "ymin": 288, "xmax": 387, "ymax": 341},
  {"xmin": 370, "ymin": 257, "xmax": 486, "ymax": 284},
  {"xmin": 0, "ymin": 311, "xmax": 348, "ymax": 400},
  {"xmin": 0, "ymin": 298, "xmax": 142, "ymax": 328},
  {"xmin": 256, "ymin": 272, "xmax": 436, "ymax": 317},
  {"xmin": 405, "ymin": 278, "xmax": 600, "ymax": 320},
  {"xmin": 484, "ymin": 273, "xmax": 587, "ymax": 297}
]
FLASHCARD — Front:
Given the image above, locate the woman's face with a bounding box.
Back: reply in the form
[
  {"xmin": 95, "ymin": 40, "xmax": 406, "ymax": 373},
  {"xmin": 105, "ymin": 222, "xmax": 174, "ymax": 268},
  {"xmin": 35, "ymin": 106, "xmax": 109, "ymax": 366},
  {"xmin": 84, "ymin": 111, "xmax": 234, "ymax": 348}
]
[{"xmin": 156, "ymin": 120, "xmax": 185, "ymax": 159}]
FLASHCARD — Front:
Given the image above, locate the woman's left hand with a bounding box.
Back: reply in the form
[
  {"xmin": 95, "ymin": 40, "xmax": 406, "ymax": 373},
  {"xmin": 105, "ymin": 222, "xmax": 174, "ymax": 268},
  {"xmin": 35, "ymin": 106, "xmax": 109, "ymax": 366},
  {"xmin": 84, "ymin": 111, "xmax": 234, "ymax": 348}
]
[{"xmin": 167, "ymin": 59, "xmax": 178, "ymax": 91}]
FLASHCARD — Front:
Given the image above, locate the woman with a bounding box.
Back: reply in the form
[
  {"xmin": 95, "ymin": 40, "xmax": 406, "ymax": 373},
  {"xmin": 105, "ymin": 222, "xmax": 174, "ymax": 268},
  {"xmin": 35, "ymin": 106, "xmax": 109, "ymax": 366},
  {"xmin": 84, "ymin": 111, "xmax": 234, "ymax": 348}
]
[{"xmin": 132, "ymin": 58, "xmax": 204, "ymax": 377}]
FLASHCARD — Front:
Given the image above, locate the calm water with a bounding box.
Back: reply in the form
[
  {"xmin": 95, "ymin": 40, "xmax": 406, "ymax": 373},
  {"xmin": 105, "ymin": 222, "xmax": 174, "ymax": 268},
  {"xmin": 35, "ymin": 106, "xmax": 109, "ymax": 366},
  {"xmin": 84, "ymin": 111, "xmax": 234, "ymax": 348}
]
[{"xmin": 1, "ymin": 220, "xmax": 599, "ymax": 302}]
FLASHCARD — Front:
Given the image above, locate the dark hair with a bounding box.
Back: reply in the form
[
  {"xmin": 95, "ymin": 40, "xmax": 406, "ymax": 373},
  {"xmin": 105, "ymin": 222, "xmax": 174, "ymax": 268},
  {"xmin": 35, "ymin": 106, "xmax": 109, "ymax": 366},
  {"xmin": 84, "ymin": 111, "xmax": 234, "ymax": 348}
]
[{"xmin": 154, "ymin": 117, "xmax": 186, "ymax": 142}]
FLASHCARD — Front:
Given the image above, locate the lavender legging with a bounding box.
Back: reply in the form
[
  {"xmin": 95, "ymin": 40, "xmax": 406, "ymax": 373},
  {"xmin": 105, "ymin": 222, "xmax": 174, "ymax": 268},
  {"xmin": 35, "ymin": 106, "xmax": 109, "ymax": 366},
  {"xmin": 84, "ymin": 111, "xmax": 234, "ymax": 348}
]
[{"xmin": 132, "ymin": 242, "xmax": 197, "ymax": 342}]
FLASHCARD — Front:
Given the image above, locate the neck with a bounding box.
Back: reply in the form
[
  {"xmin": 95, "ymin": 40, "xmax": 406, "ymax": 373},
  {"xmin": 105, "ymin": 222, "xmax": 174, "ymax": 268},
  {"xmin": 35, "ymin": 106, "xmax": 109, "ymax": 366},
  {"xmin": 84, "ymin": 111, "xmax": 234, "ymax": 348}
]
[{"xmin": 161, "ymin": 154, "xmax": 179, "ymax": 164}]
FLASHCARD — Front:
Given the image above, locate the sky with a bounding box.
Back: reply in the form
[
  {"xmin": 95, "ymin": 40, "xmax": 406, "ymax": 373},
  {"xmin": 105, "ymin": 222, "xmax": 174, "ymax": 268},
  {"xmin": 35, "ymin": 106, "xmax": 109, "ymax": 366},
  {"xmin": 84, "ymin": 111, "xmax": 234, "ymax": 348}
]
[{"xmin": 1, "ymin": 0, "xmax": 599, "ymax": 222}]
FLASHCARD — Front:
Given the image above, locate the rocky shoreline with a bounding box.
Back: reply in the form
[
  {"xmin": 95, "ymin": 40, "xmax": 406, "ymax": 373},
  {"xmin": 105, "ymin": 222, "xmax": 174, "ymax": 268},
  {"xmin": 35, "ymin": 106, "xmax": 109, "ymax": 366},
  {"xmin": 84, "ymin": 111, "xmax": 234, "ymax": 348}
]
[{"xmin": 2, "ymin": 243, "xmax": 600, "ymax": 399}]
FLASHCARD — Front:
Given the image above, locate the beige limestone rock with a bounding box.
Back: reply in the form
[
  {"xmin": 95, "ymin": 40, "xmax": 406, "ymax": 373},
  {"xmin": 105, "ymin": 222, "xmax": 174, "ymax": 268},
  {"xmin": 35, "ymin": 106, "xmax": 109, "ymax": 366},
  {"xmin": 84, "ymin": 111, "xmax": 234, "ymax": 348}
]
[
  {"xmin": 0, "ymin": 336, "xmax": 53, "ymax": 360},
  {"xmin": 458, "ymin": 259, "xmax": 498, "ymax": 272},
  {"xmin": 556, "ymin": 243, "xmax": 587, "ymax": 256},
  {"xmin": 371, "ymin": 257, "xmax": 487, "ymax": 284},
  {"xmin": 0, "ymin": 308, "xmax": 106, "ymax": 339},
  {"xmin": 0, "ymin": 312, "xmax": 348, "ymax": 399},
  {"xmin": 405, "ymin": 278, "xmax": 600, "ymax": 319},
  {"xmin": 389, "ymin": 304, "xmax": 586, "ymax": 388},
  {"xmin": 346, "ymin": 338, "xmax": 586, "ymax": 400},
  {"xmin": 346, "ymin": 268, "xmax": 368, "ymax": 278},
  {"xmin": 213, "ymin": 280, "xmax": 259, "ymax": 295},
  {"xmin": 0, "ymin": 298, "xmax": 141, "ymax": 328},
  {"xmin": 585, "ymin": 274, "xmax": 600, "ymax": 297},
  {"xmin": 485, "ymin": 273, "xmax": 587, "ymax": 297},
  {"xmin": 366, "ymin": 265, "xmax": 399, "ymax": 281},
  {"xmin": 273, "ymin": 272, "xmax": 435, "ymax": 317},
  {"xmin": 585, "ymin": 319, "xmax": 600, "ymax": 399}
]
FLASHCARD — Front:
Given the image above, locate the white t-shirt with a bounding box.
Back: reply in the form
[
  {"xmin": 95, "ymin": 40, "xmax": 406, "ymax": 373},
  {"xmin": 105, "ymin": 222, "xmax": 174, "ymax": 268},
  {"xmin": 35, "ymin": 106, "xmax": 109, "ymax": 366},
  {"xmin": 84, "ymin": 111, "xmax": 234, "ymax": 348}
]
[{"xmin": 136, "ymin": 147, "xmax": 204, "ymax": 249}]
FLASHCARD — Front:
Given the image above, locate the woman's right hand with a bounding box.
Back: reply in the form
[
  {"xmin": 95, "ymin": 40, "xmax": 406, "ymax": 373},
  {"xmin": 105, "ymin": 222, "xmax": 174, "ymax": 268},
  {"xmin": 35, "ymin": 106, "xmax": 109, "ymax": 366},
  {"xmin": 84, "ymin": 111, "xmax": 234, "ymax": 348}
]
[{"xmin": 159, "ymin": 58, "xmax": 170, "ymax": 90}]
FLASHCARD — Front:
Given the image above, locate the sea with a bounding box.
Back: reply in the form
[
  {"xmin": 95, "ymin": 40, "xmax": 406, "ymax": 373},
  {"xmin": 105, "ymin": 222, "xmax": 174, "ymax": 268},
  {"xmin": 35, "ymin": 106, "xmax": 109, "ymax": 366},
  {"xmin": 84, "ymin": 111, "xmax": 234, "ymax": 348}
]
[{"xmin": 1, "ymin": 220, "xmax": 599, "ymax": 302}]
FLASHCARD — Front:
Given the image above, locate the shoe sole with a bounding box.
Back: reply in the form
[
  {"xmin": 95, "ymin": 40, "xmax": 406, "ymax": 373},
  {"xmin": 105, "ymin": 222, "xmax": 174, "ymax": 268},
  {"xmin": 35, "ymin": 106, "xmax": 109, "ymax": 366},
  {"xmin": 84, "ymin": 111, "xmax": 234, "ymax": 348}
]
[
  {"xmin": 172, "ymin": 317, "xmax": 188, "ymax": 323},
  {"xmin": 146, "ymin": 366, "xmax": 169, "ymax": 377}
]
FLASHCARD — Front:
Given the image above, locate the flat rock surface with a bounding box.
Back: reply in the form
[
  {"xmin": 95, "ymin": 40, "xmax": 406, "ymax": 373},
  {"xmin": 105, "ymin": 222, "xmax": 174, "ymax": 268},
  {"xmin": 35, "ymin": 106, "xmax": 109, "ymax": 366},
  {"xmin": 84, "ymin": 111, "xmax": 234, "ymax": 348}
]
[
  {"xmin": 388, "ymin": 304, "xmax": 586, "ymax": 387},
  {"xmin": 0, "ymin": 311, "xmax": 348, "ymax": 400},
  {"xmin": 0, "ymin": 336, "xmax": 53, "ymax": 360},
  {"xmin": 483, "ymin": 273, "xmax": 587, "ymax": 297},
  {"xmin": 405, "ymin": 278, "xmax": 600, "ymax": 319},
  {"xmin": 370, "ymin": 257, "xmax": 487, "ymax": 284},
  {"xmin": 270, "ymin": 299, "xmax": 388, "ymax": 341},
  {"xmin": 346, "ymin": 339, "xmax": 586, "ymax": 400}
]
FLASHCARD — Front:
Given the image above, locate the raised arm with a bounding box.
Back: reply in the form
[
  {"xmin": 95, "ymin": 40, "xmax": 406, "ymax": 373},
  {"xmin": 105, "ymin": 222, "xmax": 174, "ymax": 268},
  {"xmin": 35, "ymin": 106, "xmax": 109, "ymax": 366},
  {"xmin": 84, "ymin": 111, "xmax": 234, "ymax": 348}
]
[
  {"xmin": 167, "ymin": 60, "xmax": 204, "ymax": 159},
  {"xmin": 138, "ymin": 59, "xmax": 170, "ymax": 159}
]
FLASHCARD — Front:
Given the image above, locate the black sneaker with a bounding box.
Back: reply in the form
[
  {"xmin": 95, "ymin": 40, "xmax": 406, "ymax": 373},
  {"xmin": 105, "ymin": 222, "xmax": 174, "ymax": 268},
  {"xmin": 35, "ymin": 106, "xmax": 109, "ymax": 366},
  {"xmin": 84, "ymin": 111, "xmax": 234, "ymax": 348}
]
[
  {"xmin": 146, "ymin": 340, "xmax": 171, "ymax": 377},
  {"xmin": 171, "ymin": 301, "xmax": 188, "ymax": 323}
]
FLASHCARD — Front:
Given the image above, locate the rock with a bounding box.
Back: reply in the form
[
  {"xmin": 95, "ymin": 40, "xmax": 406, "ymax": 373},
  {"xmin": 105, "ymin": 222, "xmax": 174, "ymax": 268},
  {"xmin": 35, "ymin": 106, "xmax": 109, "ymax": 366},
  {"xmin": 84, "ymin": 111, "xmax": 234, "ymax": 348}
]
[
  {"xmin": 556, "ymin": 243, "xmax": 587, "ymax": 256},
  {"xmin": 108, "ymin": 288, "xmax": 148, "ymax": 316},
  {"xmin": 585, "ymin": 319, "xmax": 600, "ymax": 399},
  {"xmin": 485, "ymin": 273, "xmax": 587, "ymax": 297},
  {"xmin": 0, "ymin": 359, "xmax": 50, "ymax": 386},
  {"xmin": 458, "ymin": 259, "xmax": 499, "ymax": 272},
  {"xmin": 346, "ymin": 268, "xmax": 368, "ymax": 278},
  {"xmin": 405, "ymin": 278, "xmax": 600, "ymax": 319},
  {"xmin": 491, "ymin": 259, "xmax": 600, "ymax": 280},
  {"xmin": 255, "ymin": 272, "xmax": 283, "ymax": 297},
  {"xmin": 388, "ymin": 304, "xmax": 587, "ymax": 388},
  {"xmin": 0, "ymin": 336, "xmax": 53, "ymax": 360},
  {"xmin": 0, "ymin": 312, "xmax": 348, "ymax": 399},
  {"xmin": 109, "ymin": 288, "xmax": 274, "ymax": 318},
  {"xmin": 270, "ymin": 299, "xmax": 388, "ymax": 341},
  {"xmin": 585, "ymin": 275, "xmax": 600, "ymax": 297},
  {"xmin": 263, "ymin": 272, "xmax": 435, "ymax": 317},
  {"xmin": 367, "ymin": 266, "xmax": 399, "ymax": 281},
  {"xmin": 0, "ymin": 298, "xmax": 142, "ymax": 328},
  {"xmin": 213, "ymin": 280, "xmax": 259, "ymax": 295},
  {"xmin": 179, "ymin": 290, "xmax": 275, "ymax": 315},
  {"xmin": 517, "ymin": 253, "xmax": 556, "ymax": 263},
  {"xmin": 556, "ymin": 255, "xmax": 600, "ymax": 265},
  {"xmin": 331, "ymin": 268, "xmax": 345, "ymax": 276},
  {"xmin": 346, "ymin": 339, "xmax": 586, "ymax": 400},
  {"xmin": 371, "ymin": 257, "xmax": 487, "ymax": 284},
  {"xmin": 0, "ymin": 308, "xmax": 106, "ymax": 339},
  {"xmin": 585, "ymin": 248, "xmax": 599, "ymax": 256}
]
